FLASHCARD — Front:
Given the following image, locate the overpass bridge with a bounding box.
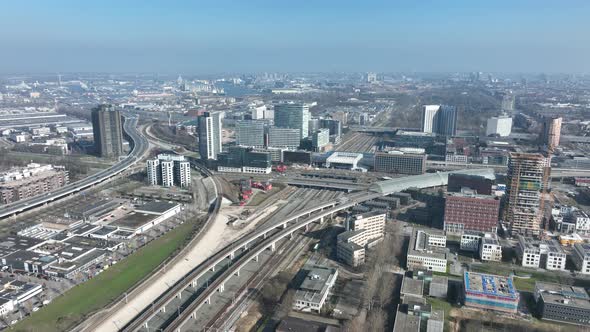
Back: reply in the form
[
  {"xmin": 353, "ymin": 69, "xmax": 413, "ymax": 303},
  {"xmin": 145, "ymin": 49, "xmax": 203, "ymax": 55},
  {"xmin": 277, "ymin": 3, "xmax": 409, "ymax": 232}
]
[
  {"xmin": 123, "ymin": 168, "xmax": 494, "ymax": 332},
  {"xmin": 0, "ymin": 115, "xmax": 149, "ymax": 219}
]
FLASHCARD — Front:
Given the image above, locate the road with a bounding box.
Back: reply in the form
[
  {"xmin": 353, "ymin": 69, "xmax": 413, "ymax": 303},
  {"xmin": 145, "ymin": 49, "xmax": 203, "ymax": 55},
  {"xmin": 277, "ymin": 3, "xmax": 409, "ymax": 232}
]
[{"xmin": 0, "ymin": 115, "xmax": 149, "ymax": 219}]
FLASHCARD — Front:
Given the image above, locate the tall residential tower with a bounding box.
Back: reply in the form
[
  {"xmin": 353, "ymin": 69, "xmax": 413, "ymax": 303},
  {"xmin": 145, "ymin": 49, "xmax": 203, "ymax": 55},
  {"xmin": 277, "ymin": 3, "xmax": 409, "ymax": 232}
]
[
  {"xmin": 198, "ymin": 111, "xmax": 223, "ymax": 160},
  {"xmin": 421, "ymin": 105, "xmax": 457, "ymax": 136},
  {"xmin": 91, "ymin": 105, "xmax": 123, "ymax": 158}
]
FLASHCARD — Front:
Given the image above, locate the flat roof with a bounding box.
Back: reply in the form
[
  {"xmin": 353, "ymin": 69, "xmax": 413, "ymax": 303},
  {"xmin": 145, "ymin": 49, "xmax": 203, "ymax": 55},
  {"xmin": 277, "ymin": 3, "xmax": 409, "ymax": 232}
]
[
  {"xmin": 464, "ymin": 271, "xmax": 518, "ymax": 300},
  {"xmin": 536, "ymin": 282, "xmax": 590, "ymax": 309},
  {"xmin": 110, "ymin": 212, "xmax": 155, "ymax": 230},
  {"xmin": 134, "ymin": 201, "xmax": 179, "ymax": 215},
  {"xmin": 393, "ymin": 310, "xmax": 420, "ymax": 332},
  {"xmin": 401, "ymin": 276, "xmax": 424, "ymax": 297}
]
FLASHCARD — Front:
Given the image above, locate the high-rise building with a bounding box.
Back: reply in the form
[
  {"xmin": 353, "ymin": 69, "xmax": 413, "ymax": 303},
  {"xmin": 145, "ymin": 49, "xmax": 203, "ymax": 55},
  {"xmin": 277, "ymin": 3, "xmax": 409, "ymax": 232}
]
[
  {"xmin": 421, "ymin": 105, "xmax": 457, "ymax": 136},
  {"xmin": 374, "ymin": 150, "xmax": 427, "ymax": 175},
  {"xmin": 443, "ymin": 190, "xmax": 500, "ymax": 234},
  {"xmin": 365, "ymin": 72, "xmax": 377, "ymax": 83},
  {"xmin": 198, "ymin": 111, "xmax": 223, "ymax": 160},
  {"xmin": 91, "ymin": 105, "xmax": 123, "ymax": 158},
  {"xmin": 267, "ymin": 127, "xmax": 300, "ymax": 149},
  {"xmin": 504, "ymin": 152, "xmax": 549, "ymax": 236},
  {"xmin": 308, "ymin": 118, "xmax": 320, "ymax": 137},
  {"xmin": 540, "ymin": 116, "xmax": 562, "ymax": 151},
  {"xmin": 146, "ymin": 154, "xmax": 191, "ymax": 187},
  {"xmin": 236, "ymin": 120, "xmax": 265, "ymax": 148},
  {"xmin": 331, "ymin": 111, "xmax": 348, "ymax": 126},
  {"xmin": 319, "ymin": 119, "xmax": 342, "ymax": 138},
  {"xmin": 501, "ymin": 93, "xmax": 515, "ymax": 112},
  {"xmin": 486, "ymin": 115, "xmax": 512, "ymax": 137},
  {"xmin": 160, "ymin": 160, "xmax": 174, "ymax": 187},
  {"xmin": 274, "ymin": 102, "xmax": 309, "ymax": 139},
  {"xmin": 312, "ymin": 128, "xmax": 330, "ymax": 152}
]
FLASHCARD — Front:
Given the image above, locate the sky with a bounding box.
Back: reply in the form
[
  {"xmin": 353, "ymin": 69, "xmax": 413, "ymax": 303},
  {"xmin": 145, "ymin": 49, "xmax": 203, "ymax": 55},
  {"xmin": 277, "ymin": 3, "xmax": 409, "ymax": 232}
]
[{"xmin": 1, "ymin": 0, "xmax": 589, "ymax": 74}]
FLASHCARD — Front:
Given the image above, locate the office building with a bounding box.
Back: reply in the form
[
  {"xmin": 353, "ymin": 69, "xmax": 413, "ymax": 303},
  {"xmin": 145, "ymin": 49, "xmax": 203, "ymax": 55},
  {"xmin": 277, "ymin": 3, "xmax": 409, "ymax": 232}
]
[
  {"xmin": 337, "ymin": 213, "xmax": 386, "ymax": 267},
  {"xmin": 146, "ymin": 154, "xmax": 191, "ymax": 187},
  {"xmin": 319, "ymin": 118, "xmax": 342, "ymax": 138},
  {"xmin": 443, "ymin": 190, "xmax": 500, "ymax": 234},
  {"xmin": 311, "ymin": 128, "xmax": 330, "ymax": 152},
  {"xmin": 198, "ymin": 111, "xmax": 223, "ymax": 160},
  {"xmin": 274, "ymin": 102, "xmax": 310, "ymax": 139},
  {"xmin": 486, "ymin": 115, "xmax": 513, "ymax": 137},
  {"xmin": 479, "ymin": 233, "xmax": 502, "ymax": 262},
  {"xmin": 447, "ymin": 173, "xmax": 493, "ymax": 195},
  {"xmin": 407, "ymin": 229, "xmax": 448, "ymax": 273},
  {"xmin": 464, "ymin": 271, "xmax": 519, "ymax": 313},
  {"xmin": 293, "ymin": 264, "xmax": 338, "ymax": 313},
  {"xmin": 217, "ymin": 146, "xmax": 271, "ymax": 174},
  {"xmin": 540, "ymin": 116, "xmax": 562, "ymax": 151},
  {"xmin": 91, "ymin": 105, "xmax": 123, "ymax": 158},
  {"xmin": 374, "ymin": 150, "xmax": 426, "ymax": 175},
  {"xmin": 236, "ymin": 120, "xmax": 265, "ymax": 148},
  {"xmin": 534, "ymin": 282, "xmax": 590, "ymax": 326},
  {"xmin": 572, "ymin": 243, "xmax": 590, "ymax": 274},
  {"xmin": 331, "ymin": 111, "xmax": 348, "ymax": 126},
  {"xmin": 365, "ymin": 72, "xmax": 377, "ymax": 83},
  {"xmin": 267, "ymin": 127, "xmax": 300, "ymax": 149},
  {"xmin": 307, "ymin": 118, "xmax": 320, "ymax": 136},
  {"xmin": 421, "ymin": 105, "xmax": 457, "ymax": 136},
  {"xmin": 517, "ymin": 236, "xmax": 566, "ymax": 271},
  {"xmin": 504, "ymin": 152, "xmax": 548, "ymax": 236},
  {"xmin": 250, "ymin": 105, "xmax": 266, "ymax": 120},
  {"xmin": 460, "ymin": 231, "xmax": 483, "ymax": 252}
]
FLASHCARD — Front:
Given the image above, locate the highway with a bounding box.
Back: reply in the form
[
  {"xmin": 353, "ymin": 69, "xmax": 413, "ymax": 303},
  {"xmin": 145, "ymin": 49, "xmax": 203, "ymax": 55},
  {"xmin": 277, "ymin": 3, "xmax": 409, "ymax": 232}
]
[
  {"xmin": 0, "ymin": 115, "xmax": 149, "ymax": 219},
  {"xmin": 123, "ymin": 168, "xmax": 489, "ymax": 332}
]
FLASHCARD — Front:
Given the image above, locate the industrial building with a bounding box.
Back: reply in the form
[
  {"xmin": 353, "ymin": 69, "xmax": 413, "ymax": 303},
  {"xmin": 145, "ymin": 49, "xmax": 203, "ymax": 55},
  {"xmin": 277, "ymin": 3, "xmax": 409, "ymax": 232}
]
[
  {"xmin": 91, "ymin": 105, "xmax": 123, "ymax": 158},
  {"xmin": 534, "ymin": 282, "xmax": 590, "ymax": 326},
  {"xmin": 503, "ymin": 152, "xmax": 549, "ymax": 236},
  {"xmin": 443, "ymin": 190, "xmax": 500, "ymax": 234},
  {"xmin": 110, "ymin": 201, "xmax": 181, "ymax": 234},
  {"xmin": 146, "ymin": 154, "xmax": 191, "ymax": 187},
  {"xmin": 406, "ymin": 229, "xmax": 448, "ymax": 273},
  {"xmin": 516, "ymin": 236, "xmax": 567, "ymax": 271},
  {"xmin": 374, "ymin": 149, "xmax": 427, "ymax": 175},
  {"xmin": 463, "ymin": 271, "xmax": 519, "ymax": 313},
  {"xmin": 293, "ymin": 265, "xmax": 338, "ymax": 313}
]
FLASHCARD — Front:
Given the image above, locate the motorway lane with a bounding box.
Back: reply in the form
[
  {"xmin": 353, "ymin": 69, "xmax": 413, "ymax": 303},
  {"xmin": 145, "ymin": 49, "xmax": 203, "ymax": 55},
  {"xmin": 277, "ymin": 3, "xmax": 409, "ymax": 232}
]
[{"xmin": 0, "ymin": 116, "xmax": 149, "ymax": 219}]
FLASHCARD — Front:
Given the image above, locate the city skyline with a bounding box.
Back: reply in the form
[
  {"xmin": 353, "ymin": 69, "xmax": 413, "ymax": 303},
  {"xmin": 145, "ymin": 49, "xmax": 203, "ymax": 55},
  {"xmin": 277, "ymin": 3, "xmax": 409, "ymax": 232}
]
[{"xmin": 1, "ymin": 1, "xmax": 590, "ymax": 74}]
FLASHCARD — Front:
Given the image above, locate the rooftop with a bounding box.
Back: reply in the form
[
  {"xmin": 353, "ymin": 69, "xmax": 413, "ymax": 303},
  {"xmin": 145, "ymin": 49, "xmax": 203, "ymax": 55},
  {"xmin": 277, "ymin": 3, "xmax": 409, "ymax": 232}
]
[
  {"xmin": 393, "ymin": 309, "xmax": 420, "ymax": 332},
  {"xmin": 134, "ymin": 201, "xmax": 179, "ymax": 215},
  {"xmin": 401, "ymin": 276, "xmax": 424, "ymax": 297},
  {"xmin": 464, "ymin": 271, "xmax": 518, "ymax": 300},
  {"xmin": 536, "ymin": 282, "xmax": 590, "ymax": 309}
]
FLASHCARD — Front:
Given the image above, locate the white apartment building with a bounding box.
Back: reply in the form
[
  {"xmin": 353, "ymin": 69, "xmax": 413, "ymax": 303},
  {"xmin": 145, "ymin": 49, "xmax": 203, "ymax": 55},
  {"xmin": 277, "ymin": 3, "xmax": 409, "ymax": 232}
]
[
  {"xmin": 517, "ymin": 236, "xmax": 567, "ymax": 271},
  {"xmin": 145, "ymin": 154, "xmax": 191, "ymax": 188},
  {"xmin": 460, "ymin": 231, "xmax": 482, "ymax": 252},
  {"xmin": 160, "ymin": 160, "xmax": 174, "ymax": 187},
  {"xmin": 479, "ymin": 233, "xmax": 502, "ymax": 262},
  {"xmin": 573, "ymin": 243, "xmax": 590, "ymax": 274},
  {"xmin": 486, "ymin": 115, "xmax": 512, "ymax": 137},
  {"xmin": 337, "ymin": 213, "xmax": 386, "ymax": 267},
  {"xmin": 406, "ymin": 229, "xmax": 448, "ymax": 273}
]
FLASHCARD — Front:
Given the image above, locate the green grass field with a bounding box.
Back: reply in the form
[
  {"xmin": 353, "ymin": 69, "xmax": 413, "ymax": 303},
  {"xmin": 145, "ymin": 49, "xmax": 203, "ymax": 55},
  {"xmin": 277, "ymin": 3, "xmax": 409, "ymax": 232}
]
[{"xmin": 14, "ymin": 220, "xmax": 196, "ymax": 332}]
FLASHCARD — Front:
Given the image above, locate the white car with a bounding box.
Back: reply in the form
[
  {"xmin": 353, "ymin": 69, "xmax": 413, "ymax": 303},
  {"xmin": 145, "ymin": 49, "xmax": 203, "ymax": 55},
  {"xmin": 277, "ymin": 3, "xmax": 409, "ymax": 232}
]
[{"xmin": 32, "ymin": 307, "xmax": 40, "ymax": 312}]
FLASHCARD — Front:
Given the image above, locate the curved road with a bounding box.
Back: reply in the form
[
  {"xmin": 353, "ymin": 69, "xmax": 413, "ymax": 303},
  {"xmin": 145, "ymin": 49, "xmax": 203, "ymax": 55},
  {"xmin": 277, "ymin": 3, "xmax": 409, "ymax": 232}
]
[{"xmin": 0, "ymin": 115, "xmax": 149, "ymax": 219}]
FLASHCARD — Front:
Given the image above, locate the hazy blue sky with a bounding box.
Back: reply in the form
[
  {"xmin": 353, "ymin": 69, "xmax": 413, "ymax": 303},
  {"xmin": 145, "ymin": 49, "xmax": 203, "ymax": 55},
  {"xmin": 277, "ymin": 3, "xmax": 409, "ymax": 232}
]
[{"xmin": 1, "ymin": 0, "xmax": 589, "ymax": 74}]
